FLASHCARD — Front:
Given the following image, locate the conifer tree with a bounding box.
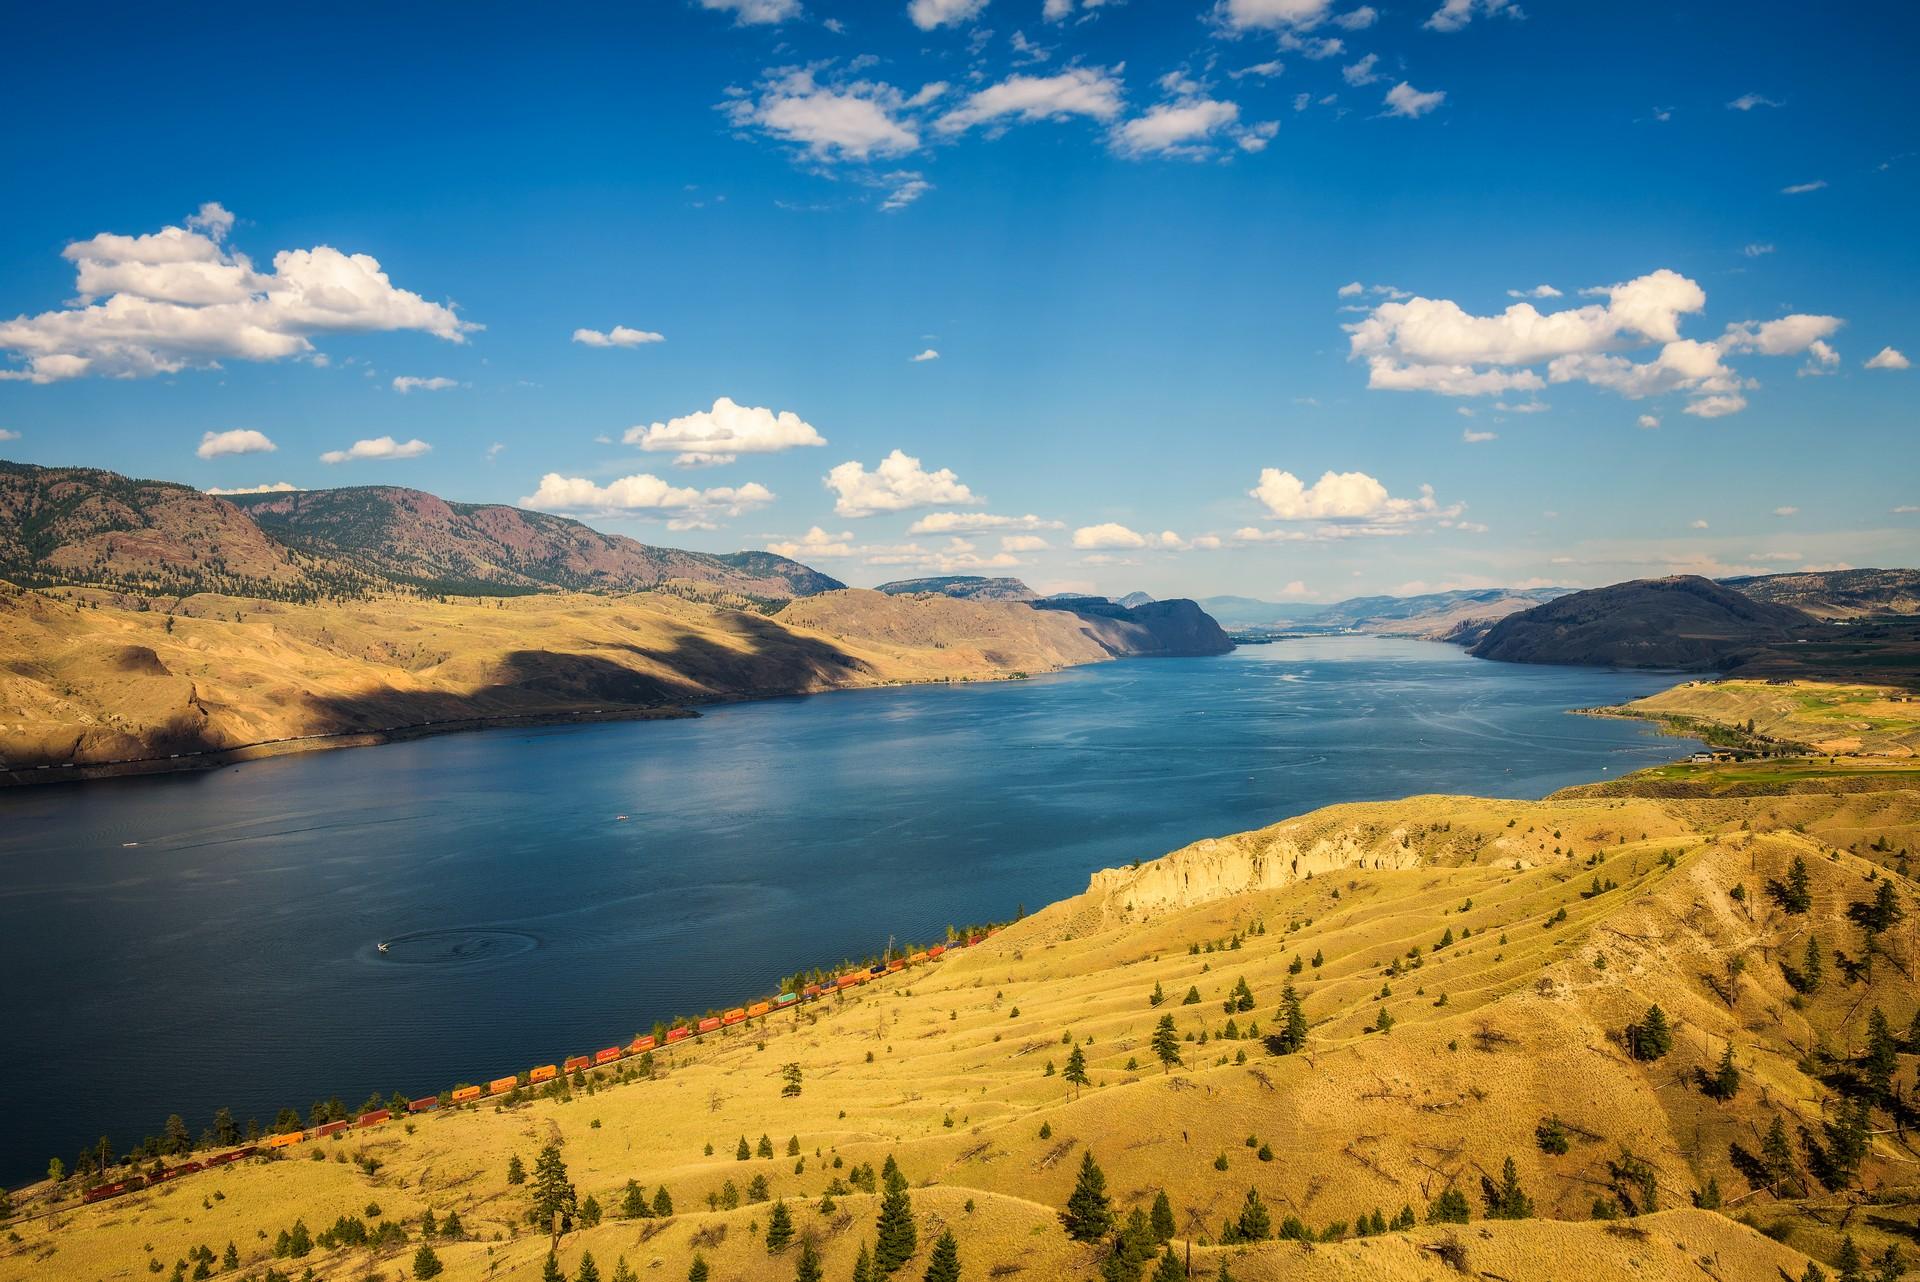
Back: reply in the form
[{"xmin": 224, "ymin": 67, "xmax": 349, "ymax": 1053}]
[
  {"xmin": 1626, "ymin": 1005, "xmax": 1673, "ymax": 1061},
  {"xmin": 767, "ymin": 1200, "xmax": 794, "ymax": 1252},
  {"xmin": 653, "ymin": 1185, "xmax": 675, "ymax": 1217},
  {"xmin": 1483, "ymin": 1157, "xmax": 1533, "ymax": 1220},
  {"xmin": 1151, "ymin": 1015, "xmax": 1182, "ymax": 1072},
  {"xmin": 1781, "ymin": 855, "xmax": 1812, "ymax": 913},
  {"xmin": 1062, "ymin": 1151, "xmax": 1115, "ymax": 1241},
  {"xmin": 612, "ymin": 1258, "xmax": 638, "ymax": 1282},
  {"xmin": 1863, "ymin": 1008, "xmax": 1898, "ymax": 1101},
  {"xmin": 1149, "ymin": 1190, "xmax": 1176, "ymax": 1244},
  {"xmin": 795, "ymin": 1237, "xmax": 823, "ymax": 1282},
  {"xmin": 687, "ymin": 1255, "xmax": 708, "ymax": 1282},
  {"xmin": 530, "ymin": 1143, "xmax": 579, "ymax": 1232},
  {"xmin": 543, "ymin": 1253, "xmax": 565, "ymax": 1282},
  {"xmin": 1707, "ymin": 1044, "xmax": 1741, "ymax": 1100},
  {"xmin": 737, "ymin": 1137, "xmax": 753, "ymax": 1161},
  {"xmin": 576, "ymin": 1252, "xmax": 601, "ymax": 1282},
  {"xmin": 507, "ymin": 1154, "xmax": 526, "ymax": 1185},
  {"xmin": 1064, "ymin": 1045, "xmax": 1091, "ymax": 1096},
  {"xmin": 1272, "ymin": 985, "xmax": 1308, "ymax": 1055},
  {"xmin": 1151, "ymin": 1244, "xmax": 1184, "ymax": 1282},
  {"xmin": 622, "ymin": 1180, "xmax": 649, "ymax": 1219},
  {"xmin": 874, "ymin": 1159, "xmax": 917, "ymax": 1273},
  {"xmin": 1150, "ymin": 981, "xmax": 1166, "ymax": 1007},
  {"xmin": 852, "ymin": 1239, "xmax": 875, "ymax": 1282},
  {"xmin": 1232, "ymin": 1188, "xmax": 1271, "ymax": 1242},
  {"xmin": 412, "ymin": 1244, "xmax": 444, "ymax": 1280},
  {"xmin": 1835, "ymin": 1236, "xmax": 1866, "ymax": 1282},
  {"xmin": 921, "ymin": 1230, "xmax": 960, "ymax": 1282}
]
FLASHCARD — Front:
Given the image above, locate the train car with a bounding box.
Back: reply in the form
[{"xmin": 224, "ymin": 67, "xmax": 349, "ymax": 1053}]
[
  {"xmin": 409, "ymin": 1095, "xmax": 440, "ymax": 1114},
  {"xmin": 868, "ymin": 963, "xmax": 885, "ymax": 975},
  {"xmin": 802, "ymin": 983, "xmax": 823, "ymax": 998},
  {"xmin": 908, "ymin": 952, "xmax": 928, "ymax": 965},
  {"xmin": 776, "ymin": 992, "xmax": 798, "ymax": 1009},
  {"xmin": 529, "ymin": 1064, "xmax": 558, "ymax": 1084},
  {"xmin": 355, "ymin": 1109, "xmax": 391, "ymax": 1128},
  {"xmin": 927, "ymin": 945, "xmax": 945, "ymax": 959},
  {"xmin": 205, "ymin": 1146, "xmax": 256, "ymax": 1167},
  {"xmin": 312, "ymin": 1121, "xmax": 349, "ymax": 1140},
  {"xmin": 747, "ymin": 1001, "xmax": 771, "ymax": 1019},
  {"xmin": 629, "ymin": 1034, "xmax": 658, "ymax": 1054},
  {"xmin": 836, "ymin": 973, "xmax": 860, "ymax": 989},
  {"xmin": 266, "ymin": 1130, "xmax": 305, "ymax": 1149},
  {"xmin": 563, "ymin": 1055, "xmax": 590, "ymax": 1074},
  {"xmin": 887, "ymin": 959, "xmax": 905, "ymax": 972},
  {"xmin": 83, "ymin": 1179, "xmax": 138, "ymax": 1203},
  {"xmin": 722, "ymin": 1007, "xmax": 746, "ymax": 1026},
  {"xmin": 967, "ymin": 935, "xmax": 984, "ymax": 947},
  {"xmin": 452, "ymin": 1085, "xmax": 483, "ymax": 1104},
  {"xmin": 488, "ymin": 1075, "xmax": 518, "ymax": 1096},
  {"xmin": 697, "ymin": 1016, "xmax": 721, "ymax": 1034},
  {"xmin": 595, "ymin": 1046, "xmax": 623, "ymax": 1065},
  {"xmin": 665, "ymin": 1026, "xmax": 689, "ymax": 1044}
]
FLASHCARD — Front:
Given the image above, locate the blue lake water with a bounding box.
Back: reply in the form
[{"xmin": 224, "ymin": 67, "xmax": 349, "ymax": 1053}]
[{"xmin": 0, "ymin": 638, "xmax": 1695, "ymax": 1182}]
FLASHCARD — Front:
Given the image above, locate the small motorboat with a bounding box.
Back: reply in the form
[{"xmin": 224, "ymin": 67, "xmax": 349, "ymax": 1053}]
[
  {"xmin": 377, "ymin": 941, "xmax": 391, "ymax": 954},
  {"xmin": 614, "ymin": 814, "xmax": 629, "ymax": 821}
]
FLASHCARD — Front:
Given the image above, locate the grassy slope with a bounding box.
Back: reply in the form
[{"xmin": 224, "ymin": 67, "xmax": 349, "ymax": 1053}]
[
  {"xmin": 5, "ymin": 777, "xmax": 1916, "ymax": 1281},
  {"xmin": 0, "ymin": 586, "xmax": 1145, "ymax": 779},
  {"xmin": 1605, "ymin": 679, "xmax": 1920, "ymax": 757}
]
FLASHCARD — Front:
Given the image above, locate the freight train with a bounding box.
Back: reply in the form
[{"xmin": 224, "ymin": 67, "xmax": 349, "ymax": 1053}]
[{"xmin": 76, "ymin": 930, "xmax": 998, "ymax": 1206}]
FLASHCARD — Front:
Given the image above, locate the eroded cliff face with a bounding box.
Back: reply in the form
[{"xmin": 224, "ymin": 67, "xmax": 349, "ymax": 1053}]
[{"xmin": 1086, "ymin": 813, "xmax": 1423, "ymax": 919}]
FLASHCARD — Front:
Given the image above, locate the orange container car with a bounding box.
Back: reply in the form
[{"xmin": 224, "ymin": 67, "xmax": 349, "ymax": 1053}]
[
  {"xmin": 529, "ymin": 1064, "xmax": 558, "ymax": 1083},
  {"xmin": 451, "ymin": 1085, "xmax": 482, "ymax": 1104},
  {"xmin": 629, "ymin": 1034, "xmax": 658, "ymax": 1054},
  {"xmin": 747, "ymin": 1001, "xmax": 771, "ymax": 1018},
  {"xmin": 722, "ymin": 1008, "xmax": 746, "ymax": 1025},
  {"xmin": 266, "ymin": 1131, "xmax": 305, "ymax": 1149},
  {"xmin": 488, "ymin": 1075, "xmax": 518, "ymax": 1096}
]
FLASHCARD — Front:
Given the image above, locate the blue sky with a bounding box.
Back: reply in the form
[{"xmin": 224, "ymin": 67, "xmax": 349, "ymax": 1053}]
[{"xmin": 0, "ymin": 0, "xmax": 1914, "ymax": 600}]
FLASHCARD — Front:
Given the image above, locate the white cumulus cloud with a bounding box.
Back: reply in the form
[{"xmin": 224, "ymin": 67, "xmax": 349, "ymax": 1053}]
[
  {"xmin": 320, "ymin": 436, "xmax": 432, "ymax": 464},
  {"xmin": 908, "ymin": 511, "xmax": 1062, "ymax": 534},
  {"xmin": 521, "ymin": 473, "xmax": 774, "ymax": 523},
  {"xmin": 1383, "ymin": 82, "xmax": 1446, "ymax": 118},
  {"xmin": 1424, "ymin": 0, "xmax": 1521, "ymax": 31},
  {"xmin": 0, "ymin": 206, "xmax": 476, "ymax": 384},
  {"xmin": 910, "ymin": 348, "xmax": 940, "ymax": 361},
  {"xmin": 196, "ymin": 428, "xmax": 276, "ymax": 459},
  {"xmin": 392, "ymin": 375, "xmax": 460, "ymax": 393},
  {"xmin": 826, "ymin": 449, "xmax": 980, "ymax": 517},
  {"xmin": 936, "ymin": 68, "xmax": 1125, "ymax": 135},
  {"xmin": 205, "ymin": 481, "xmax": 300, "ymax": 495},
  {"xmin": 1865, "ymin": 346, "xmax": 1910, "ymax": 370},
  {"xmin": 767, "ymin": 526, "xmax": 857, "ymax": 559},
  {"xmin": 908, "ymin": 0, "xmax": 987, "ymax": 30},
  {"xmin": 727, "ymin": 68, "xmax": 922, "ymax": 162},
  {"xmin": 699, "ymin": 0, "xmax": 800, "ymax": 22},
  {"xmin": 1250, "ymin": 468, "xmax": 1457, "ymax": 528},
  {"xmin": 624, "ymin": 397, "xmax": 826, "ymax": 468},
  {"xmin": 573, "ymin": 325, "xmax": 664, "ymax": 347}
]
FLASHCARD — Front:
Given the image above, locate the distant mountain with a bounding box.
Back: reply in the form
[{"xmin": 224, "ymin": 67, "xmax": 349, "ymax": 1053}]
[
  {"xmin": 1116, "ymin": 591, "xmax": 1155, "ymax": 608},
  {"xmin": 874, "ymin": 575, "xmax": 1036, "ymax": 601},
  {"xmin": 1470, "ymin": 575, "xmax": 1816, "ymax": 670},
  {"xmin": 1723, "ymin": 568, "xmax": 1920, "ymax": 619},
  {"xmin": 1031, "ymin": 597, "xmax": 1233, "ymax": 656},
  {"xmin": 1195, "ymin": 595, "xmax": 1322, "ymax": 630},
  {"xmin": 0, "ymin": 460, "xmax": 375, "ymax": 600},
  {"xmin": 1195, "ymin": 587, "xmax": 1568, "ymax": 637},
  {"xmin": 229, "ymin": 486, "xmax": 839, "ymax": 599}
]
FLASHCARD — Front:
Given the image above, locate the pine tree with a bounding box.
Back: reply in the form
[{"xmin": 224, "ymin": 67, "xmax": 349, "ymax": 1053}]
[
  {"xmin": 738, "ymin": 1136, "xmax": 753, "ymax": 1161},
  {"xmin": 1272, "ymin": 985, "xmax": 1308, "ymax": 1055},
  {"xmin": 611, "ymin": 1258, "xmax": 638, "ymax": 1282},
  {"xmin": 1149, "ymin": 1190, "xmax": 1176, "ymax": 1243},
  {"xmin": 1835, "ymin": 1235, "xmax": 1866, "ymax": 1282},
  {"xmin": 1627, "ymin": 1005, "xmax": 1673, "ymax": 1061},
  {"xmin": 687, "ymin": 1255, "xmax": 708, "ymax": 1282},
  {"xmin": 507, "ymin": 1154, "xmax": 526, "ymax": 1185},
  {"xmin": 795, "ymin": 1237, "xmax": 823, "ymax": 1282},
  {"xmin": 1782, "ymin": 855, "xmax": 1813, "ymax": 913},
  {"xmin": 1151, "ymin": 1245, "xmax": 1184, "ymax": 1282},
  {"xmin": 622, "ymin": 1180, "xmax": 650, "ymax": 1219},
  {"xmin": 767, "ymin": 1200, "xmax": 795, "ymax": 1252},
  {"xmin": 441, "ymin": 1209, "xmax": 464, "ymax": 1238},
  {"xmin": 758, "ymin": 1134, "xmax": 776, "ymax": 1159},
  {"xmin": 1063, "ymin": 1045, "xmax": 1091, "ymax": 1096},
  {"xmin": 1427, "ymin": 1185, "xmax": 1471, "ymax": 1224},
  {"xmin": 1150, "ymin": 982, "xmax": 1166, "ymax": 1007},
  {"xmin": 1873, "ymin": 1245, "xmax": 1904, "ymax": 1282},
  {"xmin": 576, "ymin": 1252, "xmax": 602, "ymax": 1282},
  {"xmin": 921, "ymin": 1230, "xmax": 960, "ymax": 1282},
  {"xmin": 1707, "ymin": 1044, "xmax": 1741, "ymax": 1101},
  {"xmin": 653, "ymin": 1185, "xmax": 675, "ymax": 1217},
  {"xmin": 543, "ymin": 1253, "xmax": 565, "ymax": 1282},
  {"xmin": 1062, "ymin": 1151, "xmax": 1115, "ymax": 1241},
  {"xmin": 1232, "ymin": 1188, "xmax": 1271, "ymax": 1242},
  {"xmin": 1483, "ymin": 1157, "xmax": 1533, "ymax": 1220},
  {"xmin": 1762, "ymin": 1114, "xmax": 1797, "ymax": 1189},
  {"xmin": 874, "ymin": 1159, "xmax": 917, "ymax": 1273},
  {"xmin": 1863, "ymin": 1008, "xmax": 1898, "ymax": 1101},
  {"xmin": 530, "ymin": 1143, "xmax": 579, "ymax": 1232},
  {"xmin": 852, "ymin": 1240, "xmax": 875, "ymax": 1282},
  {"xmin": 1151, "ymin": 1015, "xmax": 1182, "ymax": 1072}
]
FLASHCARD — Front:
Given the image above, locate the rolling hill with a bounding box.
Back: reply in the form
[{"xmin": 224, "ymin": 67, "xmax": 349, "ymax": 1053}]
[
  {"xmin": 1724, "ymin": 568, "xmax": 1920, "ymax": 620},
  {"xmin": 873, "ymin": 575, "xmax": 1037, "ymax": 601},
  {"xmin": 5, "ymin": 761, "xmax": 1913, "ymax": 1281},
  {"xmin": 1470, "ymin": 576, "xmax": 1819, "ymax": 670}
]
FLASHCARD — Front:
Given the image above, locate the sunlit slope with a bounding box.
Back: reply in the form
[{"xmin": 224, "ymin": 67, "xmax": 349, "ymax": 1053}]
[
  {"xmin": 3, "ymin": 780, "xmax": 1915, "ymax": 1280},
  {"xmin": 0, "ymin": 584, "xmax": 1199, "ymax": 778}
]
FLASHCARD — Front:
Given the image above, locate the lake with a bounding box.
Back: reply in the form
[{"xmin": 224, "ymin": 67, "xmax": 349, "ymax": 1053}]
[{"xmin": 0, "ymin": 638, "xmax": 1695, "ymax": 1183}]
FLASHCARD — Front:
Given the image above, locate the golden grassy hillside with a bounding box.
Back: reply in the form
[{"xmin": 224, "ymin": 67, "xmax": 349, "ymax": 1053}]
[
  {"xmin": 0, "ymin": 585, "xmax": 1178, "ymax": 783},
  {"xmin": 1607, "ymin": 679, "xmax": 1920, "ymax": 757},
  {"xmin": 4, "ymin": 770, "xmax": 1915, "ymax": 1281}
]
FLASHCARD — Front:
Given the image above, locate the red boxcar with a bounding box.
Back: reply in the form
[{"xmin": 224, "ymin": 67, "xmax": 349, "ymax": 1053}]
[
  {"xmin": 802, "ymin": 983, "xmax": 823, "ymax": 998},
  {"xmin": 355, "ymin": 1109, "xmax": 391, "ymax": 1128},
  {"xmin": 563, "ymin": 1055, "xmax": 590, "ymax": 1073},
  {"xmin": 887, "ymin": 959, "xmax": 905, "ymax": 972},
  {"xmin": 697, "ymin": 1016, "xmax": 721, "ymax": 1033},
  {"xmin": 205, "ymin": 1147, "xmax": 255, "ymax": 1166},
  {"xmin": 409, "ymin": 1096, "xmax": 440, "ymax": 1114},
  {"xmin": 595, "ymin": 1046, "xmax": 622, "ymax": 1065},
  {"xmin": 665, "ymin": 1026, "xmax": 689, "ymax": 1044},
  {"xmin": 312, "ymin": 1120, "xmax": 349, "ymax": 1139},
  {"xmin": 967, "ymin": 935, "xmax": 984, "ymax": 946},
  {"xmin": 928, "ymin": 944, "xmax": 945, "ymax": 958},
  {"xmin": 84, "ymin": 1179, "xmax": 135, "ymax": 1204}
]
